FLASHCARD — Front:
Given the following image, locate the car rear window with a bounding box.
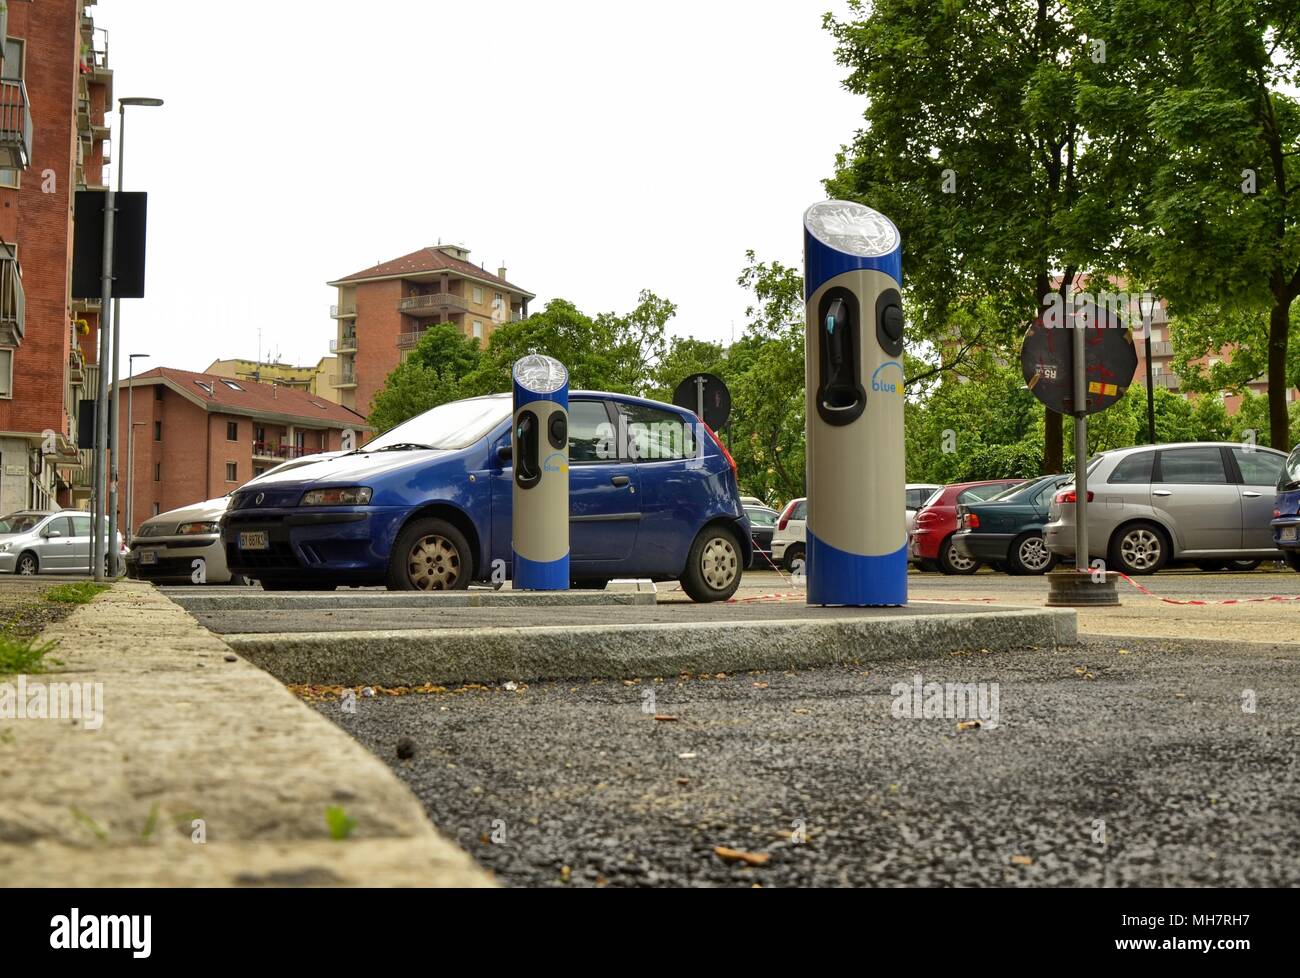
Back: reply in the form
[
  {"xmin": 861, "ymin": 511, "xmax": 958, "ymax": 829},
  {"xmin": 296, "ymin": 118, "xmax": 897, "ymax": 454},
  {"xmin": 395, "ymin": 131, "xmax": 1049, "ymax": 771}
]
[
  {"xmin": 1108, "ymin": 451, "xmax": 1154, "ymax": 485},
  {"xmin": 1233, "ymin": 447, "xmax": 1284, "ymax": 487},
  {"xmin": 618, "ymin": 403, "xmax": 697, "ymax": 461},
  {"xmin": 791, "ymin": 499, "xmax": 807, "ymax": 520}
]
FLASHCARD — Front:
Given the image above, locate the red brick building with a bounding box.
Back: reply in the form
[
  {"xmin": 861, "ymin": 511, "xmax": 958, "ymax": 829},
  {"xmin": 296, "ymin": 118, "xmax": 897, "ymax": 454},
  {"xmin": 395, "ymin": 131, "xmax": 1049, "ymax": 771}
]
[
  {"xmin": 0, "ymin": 0, "xmax": 110, "ymax": 514},
  {"xmin": 117, "ymin": 367, "xmax": 369, "ymax": 534},
  {"xmin": 327, "ymin": 244, "xmax": 534, "ymax": 417}
]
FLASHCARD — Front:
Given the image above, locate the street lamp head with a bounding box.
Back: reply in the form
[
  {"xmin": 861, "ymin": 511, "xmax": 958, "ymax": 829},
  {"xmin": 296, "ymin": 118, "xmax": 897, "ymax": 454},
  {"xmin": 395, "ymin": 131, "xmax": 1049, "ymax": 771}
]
[
  {"xmin": 120, "ymin": 97, "xmax": 164, "ymax": 107},
  {"xmin": 129, "ymin": 353, "xmax": 151, "ymax": 360}
]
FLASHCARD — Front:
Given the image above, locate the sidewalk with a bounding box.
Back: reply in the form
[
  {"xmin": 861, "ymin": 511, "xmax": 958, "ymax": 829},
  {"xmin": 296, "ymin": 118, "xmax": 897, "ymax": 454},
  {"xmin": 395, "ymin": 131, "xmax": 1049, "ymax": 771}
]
[{"xmin": 0, "ymin": 581, "xmax": 492, "ymax": 887}]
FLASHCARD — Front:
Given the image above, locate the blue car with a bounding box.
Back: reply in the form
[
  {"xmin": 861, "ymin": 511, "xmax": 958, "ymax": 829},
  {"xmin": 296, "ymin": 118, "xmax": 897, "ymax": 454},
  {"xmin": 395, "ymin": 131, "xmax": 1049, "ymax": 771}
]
[
  {"xmin": 221, "ymin": 391, "xmax": 751, "ymax": 601},
  {"xmin": 1271, "ymin": 443, "xmax": 1300, "ymax": 571}
]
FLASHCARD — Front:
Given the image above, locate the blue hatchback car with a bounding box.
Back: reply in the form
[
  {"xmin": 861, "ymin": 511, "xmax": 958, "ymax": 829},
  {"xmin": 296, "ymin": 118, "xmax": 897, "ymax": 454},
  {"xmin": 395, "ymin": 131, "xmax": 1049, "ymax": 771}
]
[
  {"xmin": 1271, "ymin": 443, "xmax": 1300, "ymax": 571},
  {"xmin": 221, "ymin": 391, "xmax": 751, "ymax": 601}
]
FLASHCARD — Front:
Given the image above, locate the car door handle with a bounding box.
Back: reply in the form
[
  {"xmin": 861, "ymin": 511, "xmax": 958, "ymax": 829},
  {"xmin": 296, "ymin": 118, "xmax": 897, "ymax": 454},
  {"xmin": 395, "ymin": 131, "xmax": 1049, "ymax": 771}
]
[
  {"xmin": 1152, "ymin": 490, "xmax": 1172, "ymax": 496},
  {"xmin": 1242, "ymin": 491, "xmax": 1262, "ymax": 498},
  {"xmin": 610, "ymin": 475, "xmax": 630, "ymax": 487}
]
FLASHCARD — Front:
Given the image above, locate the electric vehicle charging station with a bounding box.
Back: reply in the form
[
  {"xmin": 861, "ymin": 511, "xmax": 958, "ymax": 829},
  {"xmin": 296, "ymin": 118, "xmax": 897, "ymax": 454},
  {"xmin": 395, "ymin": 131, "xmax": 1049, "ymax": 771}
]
[
  {"xmin": 803, "ymin": 200, "xmax": 907, "ymax": 606},
  {"xmin": 511, "ymin": 354, "xmax": 570, "ymax": 590}
]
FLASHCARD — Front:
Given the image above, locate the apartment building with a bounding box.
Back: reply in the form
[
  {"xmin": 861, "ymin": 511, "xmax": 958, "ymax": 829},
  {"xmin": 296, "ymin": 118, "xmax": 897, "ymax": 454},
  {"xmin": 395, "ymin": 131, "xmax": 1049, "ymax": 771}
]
[
  {"xmin": 116, "ymin": 367, "xmax": 369, "ymax": 535},
  {"xmin": 0, "ymin": 0, "xmax": 110, "ymax": 514},
  {"xmin": 206, "ymin": 356, "xmax": 340, "ymax": 403},
  {"xmin": 327, "ymin": 243, "xmax": 535, "ymax": 416}
]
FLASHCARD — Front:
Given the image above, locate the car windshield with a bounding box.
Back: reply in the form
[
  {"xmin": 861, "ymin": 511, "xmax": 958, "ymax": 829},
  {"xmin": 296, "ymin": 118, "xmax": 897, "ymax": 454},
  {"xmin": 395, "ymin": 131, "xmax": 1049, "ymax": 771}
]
[
  {"xmin": 1282, "ymin": 445, "xmax": 1300, "ymax": 490},
  {"xmin": 365, "ymin": 396, "xmax": 512, "ymax": 452},
  {"xmin": 0, "ymin": 513, "xmax": 44, "ymax": 534},
  {"xmin": 920, "ymin": 487, "xmax": 944, "ymax": 510}
]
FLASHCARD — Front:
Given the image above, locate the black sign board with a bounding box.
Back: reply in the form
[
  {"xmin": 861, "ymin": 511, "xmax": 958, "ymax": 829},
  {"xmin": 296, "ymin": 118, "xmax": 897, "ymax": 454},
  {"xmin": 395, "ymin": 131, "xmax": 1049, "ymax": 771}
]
[
  {"xmin": 672, "ymin": 373, "xmax": 731, "ymax": 430},
  {"xmin": 71, "ymin": 191, "xmax": 149, "ymax": 299},
  {"xmin": 1020, "ymin": 300, "xmax": 1138, "ymax": 415},
  {"xmin": 76, "ymin": 399, "xmax": 110, "ymax": 450}
]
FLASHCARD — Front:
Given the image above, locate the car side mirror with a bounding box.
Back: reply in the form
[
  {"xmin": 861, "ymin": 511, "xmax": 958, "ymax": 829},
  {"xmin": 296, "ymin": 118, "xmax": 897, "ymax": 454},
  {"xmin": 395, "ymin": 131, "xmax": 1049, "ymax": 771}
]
[
  {"xmin": 44, "ymin": 529, "xmax": 62, "ymax": 538},
  {"xmin": 496, "ymin": 444, "xmax": 513, "ymax": 465}
]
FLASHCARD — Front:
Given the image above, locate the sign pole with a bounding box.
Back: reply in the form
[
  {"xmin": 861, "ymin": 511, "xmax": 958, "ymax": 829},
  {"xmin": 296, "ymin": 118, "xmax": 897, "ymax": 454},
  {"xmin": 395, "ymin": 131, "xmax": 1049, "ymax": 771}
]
[{"xmin": 1072, "ymin": 310, "xmax": 1088, "ymax": 573}]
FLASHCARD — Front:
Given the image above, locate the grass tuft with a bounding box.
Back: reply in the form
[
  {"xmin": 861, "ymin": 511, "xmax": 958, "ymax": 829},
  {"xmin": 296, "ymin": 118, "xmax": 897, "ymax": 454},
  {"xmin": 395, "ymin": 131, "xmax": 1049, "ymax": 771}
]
[
  {"xmin": 44, "ymin": 582, "xmax": 110, "ymax": 605},
  {"xmin": 0, "ymin": 634, "xmax": 60, "ymax": 677}
]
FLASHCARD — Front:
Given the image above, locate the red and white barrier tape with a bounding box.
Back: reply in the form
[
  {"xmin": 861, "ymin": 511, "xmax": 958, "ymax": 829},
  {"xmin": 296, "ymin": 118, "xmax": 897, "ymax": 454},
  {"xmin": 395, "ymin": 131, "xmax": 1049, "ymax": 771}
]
[{"xmin": 1086, "ymin": 568, "xmax": 1300, "ymax": 606}]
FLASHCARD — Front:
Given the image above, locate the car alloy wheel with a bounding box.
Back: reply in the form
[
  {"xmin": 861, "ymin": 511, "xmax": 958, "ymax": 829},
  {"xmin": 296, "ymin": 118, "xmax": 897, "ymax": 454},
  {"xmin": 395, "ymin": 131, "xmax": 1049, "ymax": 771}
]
[
  {"xmin": 407, "ymin": 534, "xmax": 462, "ymax": 590},
  {"xmin": 1017, "ymin": 535, "xmax": 1051, "ymax": 572},
  {"xmin": 17, "ymin": 554, "xmax": 37, "ymax": 576},
  {"xmin": 1119, "ymin": 527, "xmax": 1162, "ymax": 572},
  {"xmin": 945, "ymin": 542, "xmax": 977, "ymax": 573},
  {"xmin": 700, "ymin": 535, "xmax": 739, "ymax": 590}
]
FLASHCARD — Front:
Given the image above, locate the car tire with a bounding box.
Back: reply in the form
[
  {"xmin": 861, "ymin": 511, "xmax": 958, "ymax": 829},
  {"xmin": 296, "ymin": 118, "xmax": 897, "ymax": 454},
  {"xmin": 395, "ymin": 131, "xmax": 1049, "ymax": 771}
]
[
  {"xmin": 1226, "ymin": 559, "xmax": 1262, "ymax": 572},
  {"xmin": 1109, "ymin": 521, "xmax": 1169, "ymax": 575},
  {"xmin": 1195, "ymin": 560, "xmax": 1226, "ymax": 571},
  {"xmin": 16, "ymin": 552, "xmax": 38, "ymax": 576},
  {"xmin": 1007, "ymin": 533, "xmax": 1055, "ymax": 576},
  {"xmin": 781, "ymin": 543, "xmax": 806, "ymax": 573},
  {"xmin": 388, "ymin": 518, "xmax": 472, "ymax": 591},
  {"xmin": 1285, "ymin": 551, "xmax": 1300, "ymax": 573},
  {"xmin": 937, "ymin": 535, "xmax": 980, "ymax": 575},
  {"xmin": 681, "ymin": 525, "xmax": 743, "ymax": 603}
]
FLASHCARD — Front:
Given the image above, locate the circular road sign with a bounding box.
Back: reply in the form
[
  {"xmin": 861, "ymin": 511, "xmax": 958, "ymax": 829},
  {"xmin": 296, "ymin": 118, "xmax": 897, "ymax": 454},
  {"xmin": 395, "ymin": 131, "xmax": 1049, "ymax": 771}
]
[
  {"xmin": 1020, "ymin": 299, "xmax": 1138, "ymax": 416},
  {"xmin": 673, "ymin": 373, "xmax": 731, "ymax": 430}
]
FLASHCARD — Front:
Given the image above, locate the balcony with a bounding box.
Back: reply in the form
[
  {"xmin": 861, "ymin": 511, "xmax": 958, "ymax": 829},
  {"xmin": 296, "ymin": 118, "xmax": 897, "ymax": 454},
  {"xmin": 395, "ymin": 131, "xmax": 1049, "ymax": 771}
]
[
  {"xmin": 330, "ymin": 371, "xmax": 357, "ymax": 389},
  {"xmin": 397, "ymin": 292, "xmax": 469, "ymax": 318},
  {"xmin": 1152, "ymin": 372, "xmax": 1181, "ymax": 390},
  {"xmin": 0, "ymin": 79, "xmax": 33, "ymax": 169},
  {"xmin": 397, "ymin": 329, "xmax": 427, "ymax": 350},
  {"xmin": 330, "ymin": 333, "xmax": 357, "ymax": 353},
  {"xmin": 0, "ymin": 250, "xmax": 25, "ymax": 347},
  {"xmin": 253, "ymin": 442, "xmax": 310, "ymax": 461},
  {"xmin": 69, "ymin": 348, "xmax": 85, "ymax": 385},
  {"xmin": 330, "ymin": 302, "xmax": 356, "ymax": 319}
]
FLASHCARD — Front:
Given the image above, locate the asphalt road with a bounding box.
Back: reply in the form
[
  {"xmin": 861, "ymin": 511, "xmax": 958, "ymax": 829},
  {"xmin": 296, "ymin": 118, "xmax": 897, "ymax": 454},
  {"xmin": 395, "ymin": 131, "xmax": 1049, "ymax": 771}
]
[{"xmin": 310, "ymin": 632, "xmax": 1300, "ymax": 887}]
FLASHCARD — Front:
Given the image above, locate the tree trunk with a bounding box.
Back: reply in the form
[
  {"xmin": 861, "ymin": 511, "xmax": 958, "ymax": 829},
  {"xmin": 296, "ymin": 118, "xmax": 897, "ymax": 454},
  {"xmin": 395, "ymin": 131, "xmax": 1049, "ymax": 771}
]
[{"xmin": 1268, "ymin": 297, "xmax": 1291, "ymax": 451}]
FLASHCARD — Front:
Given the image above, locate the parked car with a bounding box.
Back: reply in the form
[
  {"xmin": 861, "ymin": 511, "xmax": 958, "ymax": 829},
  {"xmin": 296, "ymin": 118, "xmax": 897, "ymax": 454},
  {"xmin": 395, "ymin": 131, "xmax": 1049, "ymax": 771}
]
[
  {"xmin": 771, "ymin": 497, "xmax": 807, "ymax": 571},
  {"xmin": 951, "ymin": 474, "xmax": 1070, "ymax": 575},
  {"xmin": 743, "ymin": 504, "xmax": 780, "ymax": 569},
  {"xmin": 127, "ymin": 452, "xmax": 344, "ymax": 585},
  {"xmin": 906, "ymin": 483, "xmax": 943, "ymax": 543},
  {"xmin": 910, "ymin": 479, "xmax": 1028, "ymax": 574},
  {"xmin": 1272, "ymin": 443, "xmax": 1300, "ymax": 570},
  {"xmin": 220, "ymin": 392, "xmax": 751, "ymax": 601},
  {"xmin": 0, "ymin": 510, "xmax": 124, "ymax": 576},
  {"xmin": 1044, "ymin": 442, "xmax": 1286, "ymax": 574}
]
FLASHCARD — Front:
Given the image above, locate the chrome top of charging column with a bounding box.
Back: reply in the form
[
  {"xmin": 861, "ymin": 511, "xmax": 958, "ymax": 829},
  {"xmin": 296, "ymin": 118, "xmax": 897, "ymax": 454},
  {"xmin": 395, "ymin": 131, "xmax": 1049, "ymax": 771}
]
[
  {"xmin": 513, "ymin": 354, "xmax": 568, "ymax": 395},
  {"xmin": 803, "ymin": 201, "xmax": 903, "ymax": 299}
]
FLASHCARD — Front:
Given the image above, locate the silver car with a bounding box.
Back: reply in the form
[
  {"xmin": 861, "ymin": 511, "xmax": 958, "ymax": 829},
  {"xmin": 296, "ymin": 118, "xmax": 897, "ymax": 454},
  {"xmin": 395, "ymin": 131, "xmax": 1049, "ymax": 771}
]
[
  {"xmin": 1043, "ymin": 441, "xmax": 1286, "ymax": 574},
  {"xmin": 0, "ymin": 510, "xmax": 124, "ymax": 576}
]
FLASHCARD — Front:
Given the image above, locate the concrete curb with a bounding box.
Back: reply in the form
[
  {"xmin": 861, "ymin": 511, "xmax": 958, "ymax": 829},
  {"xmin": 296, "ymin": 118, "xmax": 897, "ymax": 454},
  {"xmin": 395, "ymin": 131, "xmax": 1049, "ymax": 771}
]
[
  {"xmin": 0, "ymin": 581, "xmax": 493, "ymax": 887},
  {"xmin": 225, "ymin": 608, "xmax": 1078, "ymax": 687},
  {"xmin": 169, "ymin": 590, "xmax": 656, "ymax": 613}
]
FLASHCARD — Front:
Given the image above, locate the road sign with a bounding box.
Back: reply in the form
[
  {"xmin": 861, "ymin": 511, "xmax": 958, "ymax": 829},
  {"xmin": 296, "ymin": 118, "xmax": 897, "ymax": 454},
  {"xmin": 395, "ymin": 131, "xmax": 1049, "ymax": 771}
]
[
  {"xmin": 1020, "ymin": 300, "xmax": 1138, "ymax": 416},
  {"xmin": 672, "ymin": 373, "xmax": 731, "ymax": 430},
  {"xmin": 71, "ymin": 191, "xmax": 149, "ymax": 299}
]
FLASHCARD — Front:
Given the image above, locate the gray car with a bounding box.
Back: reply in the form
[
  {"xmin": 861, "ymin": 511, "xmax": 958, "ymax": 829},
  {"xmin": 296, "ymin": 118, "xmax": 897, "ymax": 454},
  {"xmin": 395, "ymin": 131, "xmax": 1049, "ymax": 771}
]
[
  {"xmin": 0, "ymin": 510, "xmax": 124, "ymax": 576},
  {"xmin": 1043, "ymin": 441, "xmax": 1286, "ymax": 574}
]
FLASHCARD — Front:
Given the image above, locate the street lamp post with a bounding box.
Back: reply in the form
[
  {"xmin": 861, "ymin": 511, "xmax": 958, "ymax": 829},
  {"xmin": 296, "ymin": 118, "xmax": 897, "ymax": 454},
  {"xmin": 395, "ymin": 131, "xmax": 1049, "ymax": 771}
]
[
  {"xmin": 125, "ymin": 353, "xmax": 150, "ymax": 543},
  {"xmin": 107, "ymin": 97, "xmax": 163, "ymax": 578}
]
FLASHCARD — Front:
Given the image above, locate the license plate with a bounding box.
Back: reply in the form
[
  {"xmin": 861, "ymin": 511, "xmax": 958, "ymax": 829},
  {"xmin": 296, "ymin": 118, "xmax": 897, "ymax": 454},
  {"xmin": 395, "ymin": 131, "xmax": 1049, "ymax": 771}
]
[
  {"xmin": 138, "ymin": 549, "xmax": 158, "ymax": 565},
  {"xmin": 239, "ymin": 531, "xmax": 270, "ymax": 551},
  {"xmin": 1282, "ymin": 527, "xmax": 1297, "ymax": 542}
]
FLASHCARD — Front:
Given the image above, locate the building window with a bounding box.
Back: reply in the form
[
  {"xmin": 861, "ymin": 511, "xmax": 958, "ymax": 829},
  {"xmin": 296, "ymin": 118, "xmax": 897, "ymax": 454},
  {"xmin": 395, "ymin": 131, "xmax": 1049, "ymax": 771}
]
[
  {"xmin": 153, "ymin": 421, "xmax": 162, "ymax": 441},
  {"xmin": 0, "ymin": 348, "xmax": 12, "ymax": 399},
  {"xmin": 472, "ymin": 321, "xmax": 483, "ymax": 340},
  {"xmin": 225, "ymin": 462, "xmax": 237, "ymax": 482},
  {"xmin": 152, "ymin": 503, "xmax": 160, "ymax": 516},
  {"xmin": 0, "ymin": 169, "xmax": 17, "ymax": 189},
  {"xmin": 473, "ymin": 286, "xmax": 484, "ymax": 304},
  {"xmin": 154, "ymin": 386, "xmax": 163, "ymax": 401},
  {"xmin": 226, "ymin": 420, "xmax": 238, "ymax": 441},
  {"xmin": 153, "ymin": 462, "xmax": 160, "ymax": 482}
]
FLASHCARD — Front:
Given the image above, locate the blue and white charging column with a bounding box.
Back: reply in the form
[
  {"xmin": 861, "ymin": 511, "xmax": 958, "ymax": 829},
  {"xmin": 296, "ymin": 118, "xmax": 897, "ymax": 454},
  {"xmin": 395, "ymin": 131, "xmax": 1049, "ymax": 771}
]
[
  {"xmin": 803, "ymin": 200, "xmax": 907, "ymax": 606},
  {"xmin": 511, "ymin": 354, "xmax": 570, "ymax": 590}
]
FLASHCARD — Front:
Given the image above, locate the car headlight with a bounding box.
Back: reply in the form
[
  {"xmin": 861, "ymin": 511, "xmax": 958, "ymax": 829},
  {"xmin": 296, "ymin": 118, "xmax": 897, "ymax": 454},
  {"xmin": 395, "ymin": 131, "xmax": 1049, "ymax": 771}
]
[
  {"xmin": 300, "ymin": 487, "xmax": 373, "ymax": 506},
  {"xmin": 176, "ymin": 521, "xmax": 220, "ymax": 535}
]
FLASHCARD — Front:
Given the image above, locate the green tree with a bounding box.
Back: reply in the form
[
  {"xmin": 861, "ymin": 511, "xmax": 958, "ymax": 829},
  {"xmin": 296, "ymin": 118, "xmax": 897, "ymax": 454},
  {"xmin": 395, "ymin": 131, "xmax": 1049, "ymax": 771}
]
[
  {"xmin": 824, "ymin": 0, "xmax": 1151, "ymax": 473},
  {"xmin": 366, "ymin": 323, "xmax": 483, "ymax": 432}
]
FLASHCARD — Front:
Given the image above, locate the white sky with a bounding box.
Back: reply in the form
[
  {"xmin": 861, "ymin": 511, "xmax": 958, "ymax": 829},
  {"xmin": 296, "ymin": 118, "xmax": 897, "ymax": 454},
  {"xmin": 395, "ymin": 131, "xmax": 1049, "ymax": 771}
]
[{"xmin": 91, "ymin": 0, "xmax": 862, "ymax": 371}]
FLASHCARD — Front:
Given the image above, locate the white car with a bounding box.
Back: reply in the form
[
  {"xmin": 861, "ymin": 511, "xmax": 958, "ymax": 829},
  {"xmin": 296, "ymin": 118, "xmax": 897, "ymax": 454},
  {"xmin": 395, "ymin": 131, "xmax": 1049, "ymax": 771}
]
[
  {"xmin": 771, "ymin": 484, "xmax": 944, "ymax": 572},
  {"xmin": 126, "ymin": 452, "xmax": 343, "ymax": 585}
]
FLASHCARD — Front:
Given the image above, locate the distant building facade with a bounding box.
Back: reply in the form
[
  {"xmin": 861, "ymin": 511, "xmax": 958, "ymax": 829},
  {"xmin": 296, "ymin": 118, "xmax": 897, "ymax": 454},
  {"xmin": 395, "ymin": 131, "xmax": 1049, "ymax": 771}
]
[
  {"xmin": 206, "ymin": 356, "xmax": 340, "ymax": 403},
  {"xmin": 327, "ymin": 244, "xmax": 535, "ymax": 416}
]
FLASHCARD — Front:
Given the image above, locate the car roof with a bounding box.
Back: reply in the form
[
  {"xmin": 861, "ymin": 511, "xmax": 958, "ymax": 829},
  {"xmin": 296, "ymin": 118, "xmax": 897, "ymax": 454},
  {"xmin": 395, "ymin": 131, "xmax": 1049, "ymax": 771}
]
[{"xmin": 1102, "ymin": 441, "xmax": 1285, "ymax": 456}]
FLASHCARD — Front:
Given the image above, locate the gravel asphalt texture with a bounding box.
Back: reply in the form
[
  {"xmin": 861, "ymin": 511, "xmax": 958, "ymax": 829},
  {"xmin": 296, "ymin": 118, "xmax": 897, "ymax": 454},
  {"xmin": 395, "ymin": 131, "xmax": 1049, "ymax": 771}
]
[{"xmin": 310, "ymin": 632, "xmax": 1300, "ymax": 887}]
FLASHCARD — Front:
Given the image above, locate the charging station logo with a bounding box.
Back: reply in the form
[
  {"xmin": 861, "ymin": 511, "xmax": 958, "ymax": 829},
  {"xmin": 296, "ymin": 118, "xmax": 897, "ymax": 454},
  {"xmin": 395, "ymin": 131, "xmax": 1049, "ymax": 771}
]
[
  {"xmin": 871, "ymin": 361, "xmax": 904, "ymax": 396},
  {"xmin": 543, "ymin": 452, "xmax": 568, "ymax": 474}
]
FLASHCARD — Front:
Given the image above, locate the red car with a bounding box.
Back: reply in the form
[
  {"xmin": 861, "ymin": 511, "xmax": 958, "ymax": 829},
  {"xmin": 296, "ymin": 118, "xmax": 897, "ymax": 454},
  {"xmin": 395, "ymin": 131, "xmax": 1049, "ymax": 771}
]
[{"xmin": 910, "ymin": 479, "xmax": 1027, "ymax": 574}]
